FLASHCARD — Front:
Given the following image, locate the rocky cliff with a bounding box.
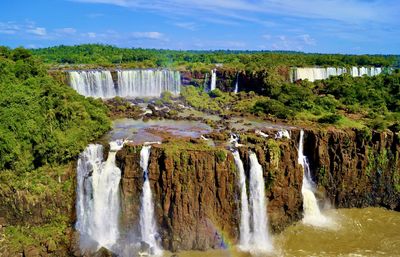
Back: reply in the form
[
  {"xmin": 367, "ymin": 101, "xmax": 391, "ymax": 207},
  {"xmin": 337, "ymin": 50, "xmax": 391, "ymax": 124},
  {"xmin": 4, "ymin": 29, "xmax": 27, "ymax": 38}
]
[
  {"xmin": 114, "ymin": 128, "xmax": 400, "ymax": 252},
  {"xmin": 115, "ymin": 137, "xmax": 303, "ymax": 251},
  {"xmin": 180, "ymin": 68, "xmax": 290, "ymax": 94},
  {"xmin": 1, "ymin": 128, "xmax": 399, "ymax": 256},
  {"xmin": 303, "ymin": 128, "xmax": 400, "ymax": 210}
]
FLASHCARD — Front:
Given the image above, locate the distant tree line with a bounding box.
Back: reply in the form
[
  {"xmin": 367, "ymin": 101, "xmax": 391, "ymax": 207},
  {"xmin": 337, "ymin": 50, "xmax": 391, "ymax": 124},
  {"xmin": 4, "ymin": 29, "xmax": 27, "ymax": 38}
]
[{"xmin": 31, "ymin": 44, "xmax": 398, "ymax": 70}]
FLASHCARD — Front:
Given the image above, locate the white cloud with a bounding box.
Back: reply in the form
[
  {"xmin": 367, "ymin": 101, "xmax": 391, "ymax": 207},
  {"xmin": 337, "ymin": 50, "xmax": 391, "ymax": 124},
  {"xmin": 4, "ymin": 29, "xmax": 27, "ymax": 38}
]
[
  {"xmin": 72, "ymin": 0, "xmax": 129, "ymax": 6},
  {"xmin": 299, "ymin": 34, "xmax": 316, "ymax": 46},
  {"xmin": 193, "ymin": 39, "xmax": 246, "ymax": 49},
  {"xmin": 87, "ymin": 13, "xmax": 105, "ymax": 18},
  {"xmin": 27, "ymin": 27, "xmax": 47, "ymax": 36},
  {"xmin": 86, "ymin": 32, "xmax": 97, "ymax": 38},
  {"xmin": 0, "ymin": 22, "xmax": 20, "ymax": 34},
  {"xmin": 261, "ymin": 33, "xmax": 317, "ymax": 51},
  {"xmin": 55, "ymin": 27, "xmax": 77, "ymax": 34},
  {"xmin": 131, "ymin": 31, "xmax": 165, "ymax": 40},
  {"xmin": 26, "ymin": 44, "xmax": 40, "ymax": 49},
  {"xmin": 0, "ymin": 19, "xmax": 172, "ymax": 49},
  {"xmin": 71, "ymin": 0, "xmax": 398, "ymax": 24},
  {"xmin": 174, "ymin": 22, "xmax": 197, "ymax": 31},
  {"xmin": 262, "ymin": 34, "xmax": 271, "ymax": 40}
]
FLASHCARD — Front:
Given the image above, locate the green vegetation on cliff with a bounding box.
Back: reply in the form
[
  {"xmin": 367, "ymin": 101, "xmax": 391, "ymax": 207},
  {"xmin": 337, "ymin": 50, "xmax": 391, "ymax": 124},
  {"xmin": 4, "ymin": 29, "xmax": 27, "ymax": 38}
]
[
  {"xmin": 181, "ymin": 70, "xmax": 400, "ymax": 131},
  {"xmin": 0, "ymin": 164, "xmax": 75, "ymax": 256},
  {"xmin": 32, "ymin": 44, "xmax": 397, "ymax": 70},
  {"xmin": 0, "ymin": 47, "xmax": 111, "ymax": 172}
]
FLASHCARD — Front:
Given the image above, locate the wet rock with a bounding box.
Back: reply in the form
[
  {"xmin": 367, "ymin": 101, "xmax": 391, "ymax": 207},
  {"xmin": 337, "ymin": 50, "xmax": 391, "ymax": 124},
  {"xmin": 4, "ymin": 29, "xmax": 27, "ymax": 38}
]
[
  {"xmin": 303, "ymin": 128, "xmax": 400, "ymax": 209},
  {"xmin": 207, "ymin": 132, "xmax": 228, "ymax": 141},
  {"xmin": 139, "ymin": 241, "xmax": 150, "ymax": 253},
  {"xmin": 0, "ymin": 216, "xmax": 6, "ymax": 228},
  {"xmin": 45, "ymin": 239, "xmax": 57, "ymax": 252},
  {"xmin": 23, "ymin": 245, "xmax": 40, "ymax": 257},
  {"xmin": 92, "ymin": 247, "xmax": 113, "ymax": 257}
]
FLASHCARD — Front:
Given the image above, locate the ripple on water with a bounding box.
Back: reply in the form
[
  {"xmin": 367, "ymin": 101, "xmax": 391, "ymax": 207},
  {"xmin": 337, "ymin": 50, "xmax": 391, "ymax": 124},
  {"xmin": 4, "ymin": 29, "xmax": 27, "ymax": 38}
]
[
  {"xmin": 104, "ymin": 118, "xmax": 212, "ymax": 144},
  {"xmin": 172, "ymin": 208, "xmax": 400, "ymax": 257}
]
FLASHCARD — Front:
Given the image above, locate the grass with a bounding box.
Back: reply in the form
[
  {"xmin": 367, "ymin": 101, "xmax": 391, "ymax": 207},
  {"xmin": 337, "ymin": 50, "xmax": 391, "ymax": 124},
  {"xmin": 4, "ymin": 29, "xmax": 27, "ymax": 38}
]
[
  {"xmin": 336, "ymin": 116, "xmax": 366, "ymax": 129},
  {"xmin": 0, "ymin": 164, "xmax": 73, "ymax": 195},
  {"xmin": 4, "ymin": 221, "xmax": 69, "ymax": 252}
]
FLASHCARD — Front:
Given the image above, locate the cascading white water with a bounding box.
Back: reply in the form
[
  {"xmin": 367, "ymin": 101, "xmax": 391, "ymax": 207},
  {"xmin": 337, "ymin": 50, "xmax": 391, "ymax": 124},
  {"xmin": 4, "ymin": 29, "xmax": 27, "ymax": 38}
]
[
  {"xmin": 234, "ymin": 72, "xmax": 239, "ymax": 93},
  {"xmin": 359, "ymin": 67, "xmax": 368, "ymax": 76},
  {"xmin": 69, "ymin": 70, "xmax": 116, "ymax": 98},
  {"xmin": 203, "ymin": 73, "xmax": 209, "ymax": 91},
  {"xmin": 68, "ymin": 69, "xmax": 181, "ymax": 98},
  {"xmin": 117, "ymin": 69, "xmax": 181, "ymax": 98},
  {"xmin": 326, "ymin": 67, "xmax": 337, "ymax": 77},
  {"xmin": 232, "ymin": 150, "xmax": 251, "ymax": 249},
  {"xmin": 248, "ymin": 152, "xmax": 273, "ymax": 253},
  {"xmin": 210, "ymin": 69, "xmax": 217, "ymax": 91},
  {"xmin": 337, "ymin": 67, "xmax": 347, "ymax": 76},
  {"xmin": 298, "ymin": 130, "xmax": 330, "ymax": 227},
  {"xmin": 139, "ymin": 145, "xmax": 162, "ymax": 255},
  {"xmin": 275, "ymin": 129, "xmax": 291, "ymax": 139},
  {"xmin": 291, "ymin": 66, "xmax": 385, "ymax": 82},
  {"xmin": 350, "ymin": 66, "xmax": 359, "ymax": 77},
  {"xmin": 76, "ymin": 140, "xmax": 124, "ymax": 250}
]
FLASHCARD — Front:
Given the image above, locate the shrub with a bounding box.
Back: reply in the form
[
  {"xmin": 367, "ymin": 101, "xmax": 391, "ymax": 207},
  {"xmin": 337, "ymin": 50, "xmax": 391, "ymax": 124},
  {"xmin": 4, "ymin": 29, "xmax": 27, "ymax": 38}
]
[
  {"xmin": 318, "ymin": 114, "xmax": 342, "ymax": 124},
  {"xmin": 368, "ymin": 118, "xmax": 388, "ymax": 131},
  {"xmin": 252, "ymin": 98, "xmax": 294, "ymax": 119},
  {"xmin": 315, "ymin": 95, "xmax": 339, "ymax": 112},
  {"xmin": 161, "ymin": 91, "xmax": 173, "ymax": 104},
  {"xmin": 215, "ymin": 150, "xmax": 227, "ymax": 163},
  {"xmin": 209, "ymin": 88, "xmax": 223, "ymax": 98}
]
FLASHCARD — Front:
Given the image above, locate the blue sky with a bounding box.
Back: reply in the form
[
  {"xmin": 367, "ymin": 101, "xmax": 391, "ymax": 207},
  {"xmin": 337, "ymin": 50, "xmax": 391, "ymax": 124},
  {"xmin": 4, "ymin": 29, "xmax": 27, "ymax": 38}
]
[{"xmin": 0, "ymin": 0, "xmax": 399, "ymax": 54}]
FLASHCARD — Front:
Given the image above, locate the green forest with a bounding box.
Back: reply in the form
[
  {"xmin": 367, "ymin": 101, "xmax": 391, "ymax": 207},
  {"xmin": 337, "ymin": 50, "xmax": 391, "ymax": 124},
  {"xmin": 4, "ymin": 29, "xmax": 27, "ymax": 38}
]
[
  {"xmin": 1, "ymin": 44, "xmax": 400, "ymax": 172},
  {"xmin": 0, "ymin": 46, "xmax": 110, "ymax": 172},
  {"xmin": 33, "ymin": 44, "xmax": 399, "ymax": 70},
  {"xmin": 180, "ymin": 69, "xmax": 400, "ymax": 132}
]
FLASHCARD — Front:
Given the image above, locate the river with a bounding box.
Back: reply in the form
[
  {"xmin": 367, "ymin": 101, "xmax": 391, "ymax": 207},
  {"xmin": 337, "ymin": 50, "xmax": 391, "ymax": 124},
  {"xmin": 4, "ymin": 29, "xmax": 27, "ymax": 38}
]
[{"xmin": 173, "ymin": 208, "xmax": 400, "ymax": 257}]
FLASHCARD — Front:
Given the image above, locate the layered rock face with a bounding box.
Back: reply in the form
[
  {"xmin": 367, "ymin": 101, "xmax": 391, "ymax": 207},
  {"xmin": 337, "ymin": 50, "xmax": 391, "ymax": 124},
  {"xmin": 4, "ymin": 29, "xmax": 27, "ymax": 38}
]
[
  {"xmin": 116, "ymin": 138, "xmax": 303, "ymax": 251},
  {"xmin": 1, "ymin": 128, "xmax": 399, "ymax": 256},
  {"xmin": 303, "ymin": 129, "xmax": 400, "ymax": 210},
  {"xmin": 114, "ymin": 128, "xmax": 400, "ymax": 252},
  {"xmin": 180, "ymin": 68, "xmax": 290, "ymax": 94}
]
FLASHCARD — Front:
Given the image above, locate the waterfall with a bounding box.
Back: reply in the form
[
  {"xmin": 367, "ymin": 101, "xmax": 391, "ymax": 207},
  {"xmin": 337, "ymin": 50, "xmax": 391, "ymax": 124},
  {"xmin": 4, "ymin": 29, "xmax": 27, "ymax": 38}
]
[
  {"xmin": 68, "ymin": 69, "xmax": 181, "ymax": 98},
  {"xmin": 69, "ymin": 70, "xmax": 116, "ymax": 98},
  {"xmin": 210, "ymin": 69, "xmax": 216, "ymax": 91},
  {"xmin": 298, "ymin": 130, "xmax": 330, "ymax": 227},
  {"xmin": 337, "ymin": 67, "xmax": 347, "ymax": 76},
  {"xmin": 117, "ymin": 70, "xmax": 181, "ymax": 98},
  {"xmin": 326, "ymin": 67, "xmax": 337, "ymax": 77},
  {"xmin": 232, "ymin": 150, "xmax": 251, "ymax": 249},
  {"xmin": 350, "ymin": 66, "xmax": 360, "ymax": 77},
  {"xmin": 76, "ymin": 140, "xmax": 124, "ymax": 251},
  {"xmin": 248, "ymin": 152, "xmax": 273, "ymax": 253},
  {"xmin": 359, "ymin": 67, "xmax": 368, "ymax": 76},
  {"xmin": 232, "ymin": 150, "xmax": 273, "ymax": 253},
  {"xmin": 139, "ymin": 145, "xmax": 162, "ymax": 255},
  {"xmin": 291, "ymin": 66, "xmax": 385, "ymax": 82},
  {"xmin": 203, "ymin": 73, "xmax": 209, "ymax": 91},
  {"xmin": 275, "ymin": 129, "xmax": 291, "ymax": 139},
  {"xmin": 234, "ymin": 72, "xmax": 239, "ymax": 93}
]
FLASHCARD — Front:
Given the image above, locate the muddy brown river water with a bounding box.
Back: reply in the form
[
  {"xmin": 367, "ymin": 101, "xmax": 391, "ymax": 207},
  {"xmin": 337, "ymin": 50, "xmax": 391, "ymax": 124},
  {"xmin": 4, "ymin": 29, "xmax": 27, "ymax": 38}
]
[{"xmin": 168, "ymin": 208, "xmax": 400, "ymax": 257}]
